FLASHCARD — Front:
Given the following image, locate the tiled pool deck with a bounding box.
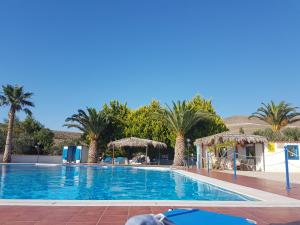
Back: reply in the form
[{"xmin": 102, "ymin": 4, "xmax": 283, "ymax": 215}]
[
  {"xmin": 188, "ymin": 168, "xmax": 300, "ymax": 200},
  {"xmin": 0, "ymin": 168, "xmax": 299, "ymax": 225},
  {"xmin": 0, "ymin": 206, "xmax": 299, "ymax": 225}
]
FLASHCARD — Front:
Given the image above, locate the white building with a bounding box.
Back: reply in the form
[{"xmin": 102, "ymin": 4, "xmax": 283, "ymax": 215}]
[
  {"xmin": 264, "ymin": 142, "xmax": 300, "ymax": 172},
  {"xmin": 194, "ymin": 132, "xmax": 300, "ymax": 173}
]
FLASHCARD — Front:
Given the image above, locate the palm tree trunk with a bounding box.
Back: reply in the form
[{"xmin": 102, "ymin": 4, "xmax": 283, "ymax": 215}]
[
  {"xmin": 3, "ymin": 109, "xmax": 15, "ymax": 163},
  {"xmin": 173, "ymin": 134, "xmax": 185, "ymax": 166},
  {"xmin": 88, "ymin": 139, "xmax": 98, "ymax": 163}
]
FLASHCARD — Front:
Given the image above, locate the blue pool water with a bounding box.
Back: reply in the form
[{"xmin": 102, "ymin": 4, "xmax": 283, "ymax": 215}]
[{"xmin": 0, "ymin": 164, "xmax": 255, "ymax": 201}]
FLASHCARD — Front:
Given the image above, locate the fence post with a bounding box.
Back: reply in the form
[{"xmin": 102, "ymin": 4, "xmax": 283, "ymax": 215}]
[
  {"xmin": 234, "ymin": 150, "xmax": 237, "ymax": 179},
  {"xmin": 207, "ymin": 151, "xmax": 210, "ymax": 175},
  {"xmin": 284, "ymin": 146, "xmax": 291, "ymax": 191}
]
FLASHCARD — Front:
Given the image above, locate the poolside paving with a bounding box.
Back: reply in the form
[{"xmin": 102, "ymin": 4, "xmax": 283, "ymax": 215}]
[
  {"xmin": 0, "ymin": 206, "xmax": 299, "ymax": 225},
  {"xmin": 187, "ymin": 168, "xmax": 300, "ymax": 200}
]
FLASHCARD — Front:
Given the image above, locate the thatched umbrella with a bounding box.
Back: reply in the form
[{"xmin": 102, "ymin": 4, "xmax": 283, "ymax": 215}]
[
  {"xmin": 107, "ymin": 137, "xmax": 167, "ymax": 164},
  {"xmin": 194, "ymin": 131, "xmax": 267, "ymax": 146}
]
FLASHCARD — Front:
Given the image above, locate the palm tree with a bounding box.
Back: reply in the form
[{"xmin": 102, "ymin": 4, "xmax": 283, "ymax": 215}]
[
  {"xmin": 64, "ymin": 108, "xmax": 109, "ymax": 163},
  {"xmin": 156, "ymin": 101, "xmax": 210, "ymax": 166},
  {"xmin": 0, "ymin": 85, "xmax": 34, "ymax": 163},
  {"xmin": 249, "ymin": 101, "xmax": 300, "ymax": 132}
]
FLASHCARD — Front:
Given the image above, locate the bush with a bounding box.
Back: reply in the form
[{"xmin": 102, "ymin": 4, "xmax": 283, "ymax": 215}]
[
  {"xmin": 282, "ymin": 128, "xmax": 300, "ymax": 141},
  {"xmin": 0, "ymin": 117, "xmax": 55, "ymax": 155},
  {"xmin": 253, "ymin": 128, "xmax": 300, "ymax": 142}
]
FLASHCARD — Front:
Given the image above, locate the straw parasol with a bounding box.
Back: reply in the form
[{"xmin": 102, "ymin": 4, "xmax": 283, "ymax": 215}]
[
  {"xmin": 108, "ymin": 137, "xmax": 167, "ymax": 149},
  {"xmin": 194, "ymin": 131, "xmax": 267, "ymax": 146},
  {"xmin": 107, "ymin": 137, "xmax": 167, "ymax": 164}
]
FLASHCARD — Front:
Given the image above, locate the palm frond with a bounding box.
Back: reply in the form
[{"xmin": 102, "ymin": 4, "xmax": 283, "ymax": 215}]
[
  {"xmin": 156, "ymin": 100, "xmax": 212, "ymax": 136},
  {"xmin": 0, "ymin": 84, "xmax": 34, "ymax": 114},
  {"xmin": 64, "ymin": 108, "xmax": 110, "ymax": 141},
  {"xmin": 250, "ymin": 101, "xmax": 300, "ymax": 131}
]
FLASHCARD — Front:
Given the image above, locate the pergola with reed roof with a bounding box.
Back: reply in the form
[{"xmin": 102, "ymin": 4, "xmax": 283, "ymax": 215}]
[
  {"xmin": 107, "ymin": 137, "xmax": 167, "ymax": 164},
  {"xmin": 194, "ymin": 132, "xmax": 267, "ymax": 146},
  {"xmin": 194, "ymin": 132, "xmax": 268, "ymax": 170}
]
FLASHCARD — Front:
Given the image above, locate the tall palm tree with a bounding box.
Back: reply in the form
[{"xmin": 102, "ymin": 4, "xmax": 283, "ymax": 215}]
[
  {"xmin": 64, "ymin": 108, "xmax": 109, "ymax": 163},
  {"xmin": 156, "ymin": 101, "xmax": 210, "ymax": 166},
  {"xmin": 249, "ymin": 101, "xmax": 300, "ymax": 132},
  {"xmin": 0, "ymin": 85, "xmax": 34, "ymax": 163}
]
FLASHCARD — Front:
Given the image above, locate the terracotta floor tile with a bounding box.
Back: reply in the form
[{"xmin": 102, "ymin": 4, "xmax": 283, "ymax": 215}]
[
  {"xmin": 67, "ymin": 223, "xmax": 96, "ymax": 225},
  {"xmin": 69, "ymin": 215, "xmax": 100, "ymax": 223},
  {"xmin": 106, "ymin": 206, "xmax": 128, "ymax": 211},
  {"xmin": 97, "ymin": 223, "xmax": 124, "ymax": 225},
  {"xmin": 104, "ymin": 209, "xmax": 128, "ymax": 216},
  {"xmin": 79, "ymin": 207, "xmax": 106, "ymax": 216},
  {"xmin": 35, "ymin": 222, "xmax": 67, "ymax": 225},
  {"xmin": 13, "ymin": 214, "xmax": 44, "ymax": 222},
  {"xmin": 188, "ymin": 168, "xmax": 300, "ymax": 200},
  {"xmin": 39, "ymin": 214, "xmax": 73, "ymax": 222},
  {"xmin": 3, "ymin": 223, "xmax": 36, "ymax": 225},
  {"xmin": 99, "ymin": 215, "xmax": 128, "ymax": 223}
]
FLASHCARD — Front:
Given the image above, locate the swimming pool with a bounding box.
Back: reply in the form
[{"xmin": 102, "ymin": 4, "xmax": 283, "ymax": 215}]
[{"xmin": 0, "ymin": 164, "xmax": 255, "ymax": 201}]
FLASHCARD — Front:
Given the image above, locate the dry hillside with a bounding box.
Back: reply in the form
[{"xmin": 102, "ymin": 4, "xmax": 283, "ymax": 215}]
[
  {"xmin": 223, "ymin": 115, "xmax": 300, "ymax": 134},
  {"xmin": 53, "ymin": 130, "xmax": 82, "ymax": 145}
]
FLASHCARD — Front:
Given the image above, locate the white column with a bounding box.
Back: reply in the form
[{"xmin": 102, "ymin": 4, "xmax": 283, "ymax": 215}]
[{"xmin": 196, "ymin": 144, "xmax": 202, "ymax": 169}]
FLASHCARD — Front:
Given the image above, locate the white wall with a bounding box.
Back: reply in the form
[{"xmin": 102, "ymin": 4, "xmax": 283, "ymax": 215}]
[
  {"xmin": 235, "ymin": 144, "xmax": 263, "ymax": 171},
  {"xmin": 265, "ymin": 143, "xmax": 300, "ymax": 173},
  {"xmin": 196, "ymin": 142, "xmax": 300, "ymax": 173},
  {"xmin": 255, "ymin": 143, "xmax": 264, "ymax": 171},
  {"xmin": 0, "ymin": 155, "xmax": 62, "ymax": 164}
]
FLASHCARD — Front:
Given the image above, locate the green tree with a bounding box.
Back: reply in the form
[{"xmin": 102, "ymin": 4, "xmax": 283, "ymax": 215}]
[
  {"xmin": 21, "ymin": 116, "xmax": 54, "ymax": 154},
  {"xmin": 64, "ymin": 108, "xmax": 109, "ymax": 163},
  {"xmin": 34, "ymin": 128, "xmax": 54, "ymax": 154},
  {"xmin": 186, "ymin": 96, "xmax": 227, "ymax": 140},
  {"xmin": 102, "ymin": 100, "xmax": 130, "ymax": 145},
  {"xmin": 155, "ymin": 100, "xmax": 211, "ymax": 166},
  {"xmin": 0, "ymin": 118, "xmax": 30, "ymax": 154},
  {"xmin": 0, "ymin": 85, "xmax": 34, "ymax": 162},
  {"xmin": 250, "ymin": 101, "xmax": 300, "ymax": 132},
  {"xmin": 125, "ymin": 101, "xmax": 172, "ymax": 146},
  {"xmin": 22, "ymin": 116, "xmax": 43, "ymax": 134},
  {"xmin": 0, "ymin": 116, "xmax": 54, "ymax": 155}
]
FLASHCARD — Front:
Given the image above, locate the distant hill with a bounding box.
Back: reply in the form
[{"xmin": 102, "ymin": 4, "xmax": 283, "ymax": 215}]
[
  {"xmin": 223, "ymin": 115, "xmax": 300, "ymax": 134},
  {"xmin": 53, "ymin": 130, "xmax": 82, "ymax": 145}
]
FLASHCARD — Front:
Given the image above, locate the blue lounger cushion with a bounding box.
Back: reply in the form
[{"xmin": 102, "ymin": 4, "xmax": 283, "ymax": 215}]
[{"xmin": 164, "ymin": 209, "xmax": 256, "ymax": 225}]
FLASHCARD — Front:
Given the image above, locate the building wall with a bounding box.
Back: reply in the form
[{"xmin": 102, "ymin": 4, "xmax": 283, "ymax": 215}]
[
  {"xmin": 255, "ymin": 143, "xmax": 264, "ymax": 171},
  {"xmin": 264, "ymin": 143, "xmax": 300, "ymax": 173},
  {"xmin": 196, "ymin": 142, "xmax": 300, "ymax": 173},
  {"xmin": 0, "ymin": 155, "xmax": 62, "ymax": 164},
  {"xmin": 235, "ymin": 143, "xmax": 264, "ymax": 171}
]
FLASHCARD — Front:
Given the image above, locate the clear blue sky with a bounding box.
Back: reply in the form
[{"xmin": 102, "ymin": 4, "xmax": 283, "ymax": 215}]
[{"xmin": 0, "ymin": 0, "xmax": 300, "ymax": 131}]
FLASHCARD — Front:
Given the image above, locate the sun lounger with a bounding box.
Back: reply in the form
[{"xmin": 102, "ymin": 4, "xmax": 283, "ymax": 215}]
[
  {"xmin": 125, "ymin": 209, "xmax": 256, "ymax": 225},
  {"xmin": 102, "ymin": 157, "xmax": 112, "ymax": 164},
  {"xmin": 164, "ymin": 209, "xmax": 256, "ymax": 225},
  {"xmin": 115, "ymin": 157, "xmax": 128, "ymax": 165}
]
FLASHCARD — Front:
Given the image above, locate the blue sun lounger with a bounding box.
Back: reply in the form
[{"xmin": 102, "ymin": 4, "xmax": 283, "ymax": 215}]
[
  {"xmin": 164, "ymin": 209, "xmax": 256, "ymax": 225},
  {"xmin": 125, "ymin": 208, "xmax": 256, "ymax": 225}
]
